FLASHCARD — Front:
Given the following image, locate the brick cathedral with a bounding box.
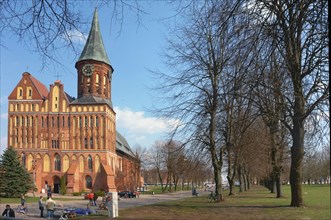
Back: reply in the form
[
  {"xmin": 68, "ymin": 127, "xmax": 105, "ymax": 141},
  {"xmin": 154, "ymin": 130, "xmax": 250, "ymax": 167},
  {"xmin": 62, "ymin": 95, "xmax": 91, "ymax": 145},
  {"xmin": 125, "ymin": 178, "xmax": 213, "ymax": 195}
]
[{"xmin": 7, "ymin": 9, "xmax": 141, "ymax": 194}]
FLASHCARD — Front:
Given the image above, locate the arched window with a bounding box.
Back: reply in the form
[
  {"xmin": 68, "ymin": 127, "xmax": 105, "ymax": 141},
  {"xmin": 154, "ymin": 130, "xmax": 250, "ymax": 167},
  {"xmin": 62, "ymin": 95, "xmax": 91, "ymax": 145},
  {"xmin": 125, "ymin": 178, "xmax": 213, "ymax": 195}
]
[
  {"xmin": 90, "ymin": 116, "xmax": 93, "ymax": 127},
  {"xmin": 90, "ymin": 137, "xmax": 93, "ymax": 149},
  {"xmin": 21, "ymin": 153, "xmax": 26, "ymax": 168},
  {"xmin": 16, "ymin": 116, "xmax": 19, "ymax": 126},
  {"xmin": 85, "ymin": 175, "xmax": 92, "ymax": 189},
  {"xmin": 54, "ymin": 154, "xmax": 61, "ymax": 171},
  {"xmin": 88, "ymin": 155, "xmax": 93, "ymax": 172},
  {"xmin": 85, "ymin": 116, "xmax": 88, "ymax": 127},
  {"xmin": 84, "ymin": 138, "xmax": 88, "ymax": 149}
]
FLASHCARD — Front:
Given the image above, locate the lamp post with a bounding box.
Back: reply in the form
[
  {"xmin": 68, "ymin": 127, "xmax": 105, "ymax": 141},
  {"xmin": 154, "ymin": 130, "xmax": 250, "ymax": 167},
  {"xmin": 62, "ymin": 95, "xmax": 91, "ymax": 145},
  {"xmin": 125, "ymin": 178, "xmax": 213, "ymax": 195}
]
[{"xmin": 32, "ymin": 159, "xmax": 36, "ymax": 198}]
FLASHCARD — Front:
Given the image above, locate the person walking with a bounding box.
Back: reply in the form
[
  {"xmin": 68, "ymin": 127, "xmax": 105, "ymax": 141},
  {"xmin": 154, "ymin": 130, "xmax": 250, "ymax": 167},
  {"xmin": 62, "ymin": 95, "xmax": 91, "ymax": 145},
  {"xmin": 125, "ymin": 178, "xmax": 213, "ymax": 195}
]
[
  {"xmin": 39, "ymin": 196, "xmax": 45, "ymax": 218},
  {"xmin": 88, "ymin": 192, "xmax": 94, "ymax": 206},
  {"xmin": 93, "ymin": 192, "xmax": 98, "ymax": 206},
  {"xmin": 46, "ymin": 196, "xmax": 56, "ymax": 219},
  {"xmin": 20, "ymin": 194, "xmax": 26, "ymax": 206},
  {"xmin": 2, "ymin": 204, "xmax": 15, "ymax": 218},
  {"xmin": 106, "ymin": 194, "xmax": 112, "ymax": 217}
]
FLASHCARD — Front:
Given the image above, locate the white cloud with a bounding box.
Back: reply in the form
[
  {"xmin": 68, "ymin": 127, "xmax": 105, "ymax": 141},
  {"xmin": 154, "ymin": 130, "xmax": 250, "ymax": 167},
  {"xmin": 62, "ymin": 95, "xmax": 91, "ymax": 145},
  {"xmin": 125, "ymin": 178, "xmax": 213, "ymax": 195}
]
[
  {"xmin": 64, "ymin": 30, "xmax": 87, "ymax": 44},
  {"xmin": 114, "ymin": 106, "xmax": 179, "ymax": 135},
  {"xmin": 114, "ymin": 106, "xmax": 180, "ymax": 147}
]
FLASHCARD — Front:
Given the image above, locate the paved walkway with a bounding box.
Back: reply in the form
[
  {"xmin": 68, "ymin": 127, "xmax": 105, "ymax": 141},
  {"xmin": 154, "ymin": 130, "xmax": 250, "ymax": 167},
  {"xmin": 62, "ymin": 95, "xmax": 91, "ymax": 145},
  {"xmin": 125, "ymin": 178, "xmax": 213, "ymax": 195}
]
[{"xmin": 0, "ymin": 189, "xmax": 209, "ymax": 219}]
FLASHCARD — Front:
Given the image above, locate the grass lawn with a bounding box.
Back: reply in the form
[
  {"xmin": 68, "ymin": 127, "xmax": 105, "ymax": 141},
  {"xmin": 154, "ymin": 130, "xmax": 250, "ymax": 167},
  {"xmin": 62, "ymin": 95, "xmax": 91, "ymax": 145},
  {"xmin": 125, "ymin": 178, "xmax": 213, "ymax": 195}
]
[
  {"xmin": 1, "ymin": 184, "xmax": 329, "ymax": 219},
  {"xmin": 118, "ymin": 184, "xmax": 330, "ymax": 220},
  {"xmin": 0, "ymin": 196, "xmax": 81, "ymax": 204}
]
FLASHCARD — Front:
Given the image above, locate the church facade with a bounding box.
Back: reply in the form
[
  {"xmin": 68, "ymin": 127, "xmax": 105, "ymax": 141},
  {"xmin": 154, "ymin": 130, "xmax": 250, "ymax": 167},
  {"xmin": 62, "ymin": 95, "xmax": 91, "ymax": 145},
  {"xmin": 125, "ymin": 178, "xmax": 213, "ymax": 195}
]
[{"xmin": 7, "ymin": 10, "xmax": 141, "ymax": 194}]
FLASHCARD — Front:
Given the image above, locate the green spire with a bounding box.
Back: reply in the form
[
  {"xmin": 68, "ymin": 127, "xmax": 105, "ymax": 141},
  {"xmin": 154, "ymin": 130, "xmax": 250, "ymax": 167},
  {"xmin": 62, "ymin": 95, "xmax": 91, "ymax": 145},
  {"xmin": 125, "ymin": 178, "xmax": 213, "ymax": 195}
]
[{"xmin": 78, "ymin": 9, "xmax": 110, "ymax": 65}]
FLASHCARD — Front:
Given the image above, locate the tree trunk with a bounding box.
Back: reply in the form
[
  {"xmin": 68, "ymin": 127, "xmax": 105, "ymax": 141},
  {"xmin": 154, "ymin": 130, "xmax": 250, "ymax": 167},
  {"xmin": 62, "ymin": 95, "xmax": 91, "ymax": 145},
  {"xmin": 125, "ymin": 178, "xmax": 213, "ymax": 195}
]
[
  {"xmin": 270, "ymin": 174, "xmax": 275, "ymax": 193},
  {"xmin": 238, "ymin": 164, "xmax": 243, "ymax": 193},
  {"xmin": 210, "ymin": 142, "xmax": 223, "ymax": 202},
  {"xmin": 290, "ymin": 114, "xmax": 305, "ymax": 206},
  {"xmin": 275, "ymin": 172, "xmax": 282, "ymax": 198},
  {"xmin": 243, "ymin": 167, "xmax": 248, "ymax": 191},
  {"xmin": 246, "ymin": 173, "xmax": 250, "ymax": 190},
  {"xmin": 227, "ymin": 149, "xmax": 237, "ymax": 196}
]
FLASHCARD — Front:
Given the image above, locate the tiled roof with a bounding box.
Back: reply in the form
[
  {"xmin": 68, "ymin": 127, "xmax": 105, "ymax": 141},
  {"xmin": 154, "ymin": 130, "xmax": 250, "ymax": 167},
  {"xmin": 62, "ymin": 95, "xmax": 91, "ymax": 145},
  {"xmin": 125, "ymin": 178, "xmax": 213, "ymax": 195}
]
[
  {"xmin": 28, "ymin": 73, "xmax": 49, "ymax": 98},
  {"xmin": 70, "ymin": 95, "xmax": 113, "ymax": 108},
  {"xmin": 65, "ymin": 92, "xmax": 75, "ymax": 102},
  {"xmin": 116, "ymin": 131, "xmax": 136, "ymax": 158}
]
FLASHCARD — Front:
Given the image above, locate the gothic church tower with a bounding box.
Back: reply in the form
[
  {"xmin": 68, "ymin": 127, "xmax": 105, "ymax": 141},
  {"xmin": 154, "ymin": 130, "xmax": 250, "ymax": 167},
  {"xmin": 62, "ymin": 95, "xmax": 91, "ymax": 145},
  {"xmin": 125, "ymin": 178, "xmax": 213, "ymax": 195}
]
[{"xmin": 75, "ymin": 9, "xmax": 114, "ymax": 100}]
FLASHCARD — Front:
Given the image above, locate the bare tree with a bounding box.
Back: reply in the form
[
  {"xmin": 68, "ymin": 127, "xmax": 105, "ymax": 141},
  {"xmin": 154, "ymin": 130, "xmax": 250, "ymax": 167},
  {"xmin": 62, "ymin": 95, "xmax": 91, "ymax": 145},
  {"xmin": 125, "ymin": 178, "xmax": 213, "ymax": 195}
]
[
  {"xmin": 248, "ymin": 0, "xmax": 329, "ymax": 207},
  {"xmin": 252, "ymin": 49, "xmax": 290, "ymax": 198},
  {"xmin": 148, "ymin": 141, "xmax": 169, "ymax": 192},
  {"xmin": 151, "ymin": 0, "xmax": 247, "ymax": 201}
]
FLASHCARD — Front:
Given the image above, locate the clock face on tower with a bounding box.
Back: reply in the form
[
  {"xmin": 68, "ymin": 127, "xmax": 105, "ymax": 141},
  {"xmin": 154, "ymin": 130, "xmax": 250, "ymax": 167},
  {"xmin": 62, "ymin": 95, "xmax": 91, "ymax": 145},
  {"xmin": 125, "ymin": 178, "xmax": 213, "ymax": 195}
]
[{"xmin": 82, "ymin": 64, "xmax": 94, "ymax": 76}]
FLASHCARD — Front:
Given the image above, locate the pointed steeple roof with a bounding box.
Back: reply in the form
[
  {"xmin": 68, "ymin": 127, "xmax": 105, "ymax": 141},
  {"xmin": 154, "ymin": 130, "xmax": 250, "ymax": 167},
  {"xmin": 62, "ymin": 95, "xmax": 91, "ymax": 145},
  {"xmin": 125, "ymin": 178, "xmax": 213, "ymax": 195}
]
[{"xmin": 78, "ymin": 9, "xmax": 110, "ymax": 65}]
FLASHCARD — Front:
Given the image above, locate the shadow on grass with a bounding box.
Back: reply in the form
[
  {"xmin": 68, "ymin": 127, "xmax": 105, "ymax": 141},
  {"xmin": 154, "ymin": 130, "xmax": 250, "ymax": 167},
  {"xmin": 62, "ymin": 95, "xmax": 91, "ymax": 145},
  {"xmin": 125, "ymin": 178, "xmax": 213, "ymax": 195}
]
[
  {"xmin": 149, "ymin": 202, "xmax": 291, "ymax": 209},
  {"xmin": 232, "ymin": 195, "xmax": 288, "ymax": 199}
]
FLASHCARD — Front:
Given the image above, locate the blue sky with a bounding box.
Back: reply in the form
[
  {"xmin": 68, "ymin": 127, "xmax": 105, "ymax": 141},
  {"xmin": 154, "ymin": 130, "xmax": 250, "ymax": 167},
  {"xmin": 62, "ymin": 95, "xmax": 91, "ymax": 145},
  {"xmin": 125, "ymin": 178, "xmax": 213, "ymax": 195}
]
[{"xmin": 0, "ymin": 2, "xmax": 180, "ymax": 154}]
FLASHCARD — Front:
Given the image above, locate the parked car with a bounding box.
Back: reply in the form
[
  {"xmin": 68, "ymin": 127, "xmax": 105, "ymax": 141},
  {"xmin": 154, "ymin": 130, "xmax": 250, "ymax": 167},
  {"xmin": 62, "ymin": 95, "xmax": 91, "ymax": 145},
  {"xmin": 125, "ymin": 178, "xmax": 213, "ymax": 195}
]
[{"xmin": 118, "ymin": 191, "xmax": 136, "ymax": 198}]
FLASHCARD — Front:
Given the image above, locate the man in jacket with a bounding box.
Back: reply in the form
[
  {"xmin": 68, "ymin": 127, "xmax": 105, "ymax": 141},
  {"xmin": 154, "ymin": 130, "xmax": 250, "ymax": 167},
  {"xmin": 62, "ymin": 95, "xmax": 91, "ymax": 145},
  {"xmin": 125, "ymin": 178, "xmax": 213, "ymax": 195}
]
[
  {"xmin": 46, "ymin": 196, "xmax": 56, "ymax": 219},
  {"xmin": 2, "ymin": 204, "xmax": 15, "ymax": 218}
]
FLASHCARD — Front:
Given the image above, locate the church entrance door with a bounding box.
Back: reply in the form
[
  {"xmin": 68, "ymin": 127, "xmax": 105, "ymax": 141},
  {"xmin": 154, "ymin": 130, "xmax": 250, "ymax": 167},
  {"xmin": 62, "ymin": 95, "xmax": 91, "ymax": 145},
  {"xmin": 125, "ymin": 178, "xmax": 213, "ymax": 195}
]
[{"xmin": 53, "ymin": 175, "xmax": 61, "ymax": 193}]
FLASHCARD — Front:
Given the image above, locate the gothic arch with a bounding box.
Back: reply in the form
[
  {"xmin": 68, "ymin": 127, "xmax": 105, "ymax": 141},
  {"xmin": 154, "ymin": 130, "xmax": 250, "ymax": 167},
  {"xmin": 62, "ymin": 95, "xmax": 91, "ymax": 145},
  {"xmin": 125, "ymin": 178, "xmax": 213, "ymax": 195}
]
[
  {"xmin": 85, "ymin": 175, "xmax": 92, "ymax": 189},
  {"xmin": 95, "ymin": 155, "xmax": 100, "ymax": 173},
  {"xmin": 63, "ymin": 155, "xmax": 69, "ymax": 172},
  {"xmin": 53, "ymin": 175, "xmax": 61, "ymax": 193},
  {"xmin": 79, "ymin": 155, "xmax": 84, "ymax": 173},
  {"xmin": 88, "ymin": 155, "xmax": 93, "ymax": 172},
  {"xmin": 54, "ymin": 153, "xmax": 61, "ymax": 171},
  {"xmin": 27, "ymin": 154, "xmax": 34, "ymax": 171},
  {"xmin": 43, "ymin": 154, "xmax": 50, "ymax": 172},
  {"xmin": 21, "ymin": 152, "xmax": 26, "ymax": 168}
]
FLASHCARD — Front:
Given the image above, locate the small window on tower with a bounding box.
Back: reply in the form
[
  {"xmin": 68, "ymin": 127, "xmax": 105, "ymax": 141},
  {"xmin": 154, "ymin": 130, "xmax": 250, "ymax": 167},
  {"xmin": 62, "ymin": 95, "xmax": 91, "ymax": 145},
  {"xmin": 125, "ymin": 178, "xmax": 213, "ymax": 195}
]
[
  {"xmin": 84, "ymin": 138, "xmax": 88, "ymax": 149},
  {"xmin": 96, "ymin": 74, "xmax": 99, "ymax": 83},
  {"xmin": 90, "ymin": 137, "xmax": 93, "ymax": 149}
]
